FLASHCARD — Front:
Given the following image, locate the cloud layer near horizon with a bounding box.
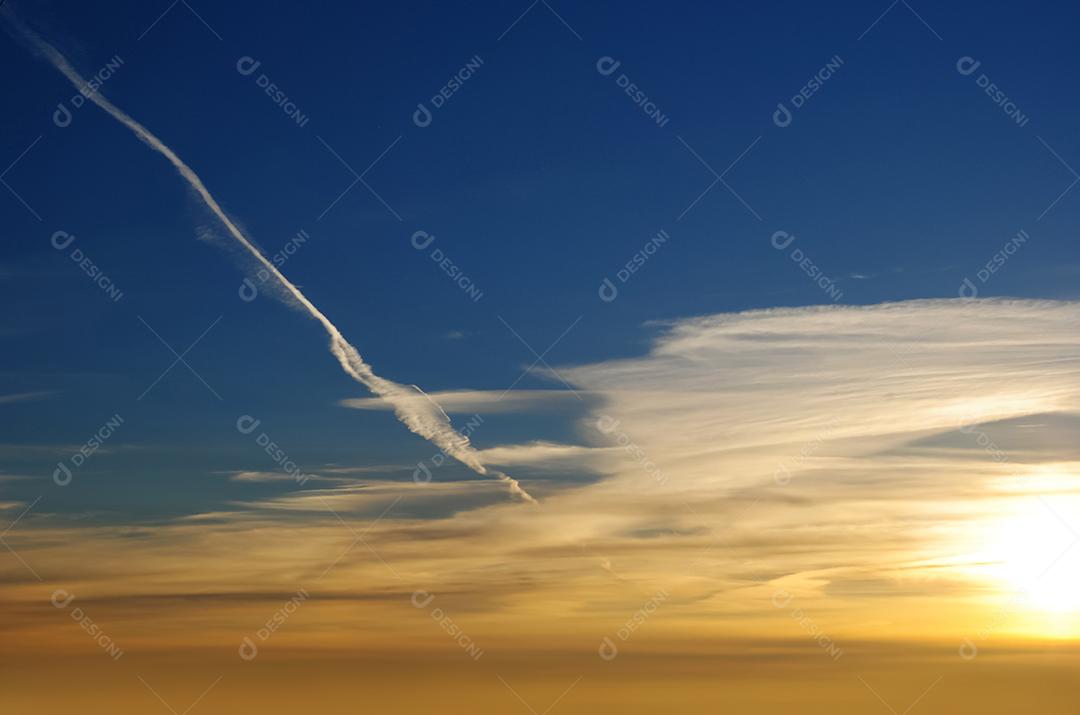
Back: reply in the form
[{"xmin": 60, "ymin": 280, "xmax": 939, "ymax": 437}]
[{"xmin": 5, "ymin": 299, "xmax": 1080, "ymax": 654}]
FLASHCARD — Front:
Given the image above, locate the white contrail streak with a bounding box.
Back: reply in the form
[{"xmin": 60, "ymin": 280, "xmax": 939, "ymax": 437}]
[{"xmin": 7, "ymin": 13, "xmax": 535, "ymax": 503}]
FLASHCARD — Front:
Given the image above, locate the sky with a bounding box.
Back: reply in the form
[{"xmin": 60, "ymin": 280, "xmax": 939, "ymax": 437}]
[{"xmin": 3, "ymin": 1, "xmax": 1080, "ymax": 713}]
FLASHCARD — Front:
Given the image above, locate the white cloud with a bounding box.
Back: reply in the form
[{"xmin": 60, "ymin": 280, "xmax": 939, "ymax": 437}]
[
  {"xmin": 7, "ymin": 299, "xmax": 1080, "ymax": 645},
  {"xmin": 12, "ymin": 17, "xmax": 534, "ymax": 504},
  {"xmin": 0, "ymin": 391, "xmax": 56, "ymax": 404},
  {"xmin": 340, "ymin": 389, "xmax": 581, "ymax": 414}
]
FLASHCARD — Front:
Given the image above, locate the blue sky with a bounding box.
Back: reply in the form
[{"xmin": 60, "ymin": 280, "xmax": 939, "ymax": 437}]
[{"xmin": 3, "ymin": 0, "xmax": 1080, "ymax": 521}]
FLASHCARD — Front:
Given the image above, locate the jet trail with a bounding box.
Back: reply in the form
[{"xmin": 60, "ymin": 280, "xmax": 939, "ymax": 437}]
[{"xmin": 7, "ymin": 13, "xmax": 535, "ymax": 503}]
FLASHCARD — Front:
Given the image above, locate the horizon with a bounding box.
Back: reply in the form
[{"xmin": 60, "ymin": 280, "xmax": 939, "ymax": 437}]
[{"xmin": 3, "ymin": 1, "xmax": 1080, "ymax": 713}]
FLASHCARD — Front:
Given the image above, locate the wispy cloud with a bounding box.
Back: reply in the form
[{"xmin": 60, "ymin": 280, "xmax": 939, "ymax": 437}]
[
  {"xmin": 4, "ymin": 299, "xmax": 1080, "ymax": 652},
  {"xmin": 5, "ymin": 12, "xmax": 533, "ymax": 504},
  {"xmin": 341, "ymin": 389, "xmax": 582, "ymax": 414},
  {"xmin": 0, "ymin": 390, "xmax": 55, "ymax": 404}
]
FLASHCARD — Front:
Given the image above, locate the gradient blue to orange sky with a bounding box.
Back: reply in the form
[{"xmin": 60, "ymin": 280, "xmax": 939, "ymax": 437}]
[{"xmin": 3, "ymin": 1, "xmax": 1080, "ymax": 712}]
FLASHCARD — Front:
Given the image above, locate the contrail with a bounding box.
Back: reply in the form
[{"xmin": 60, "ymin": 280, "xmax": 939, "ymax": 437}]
[{"xmin": 6, "ymin": 13, "xmax": 535, "ymax": 504}]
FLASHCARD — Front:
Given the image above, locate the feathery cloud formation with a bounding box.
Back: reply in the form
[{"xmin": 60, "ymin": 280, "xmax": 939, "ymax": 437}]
[{"xmin": 3, "ymin": 11, "xmax": 533, "ymax": 504}]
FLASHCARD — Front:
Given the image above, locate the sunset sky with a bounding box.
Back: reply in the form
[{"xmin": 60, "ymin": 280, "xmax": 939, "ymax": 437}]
[{"xmin": 3, "ymin": 1, "xmax": 1080, "ymax": 713}]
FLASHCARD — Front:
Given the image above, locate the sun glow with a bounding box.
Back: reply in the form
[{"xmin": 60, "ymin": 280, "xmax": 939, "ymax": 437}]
[{"xmin": 977, "ymin": 492, "xmax": 1080, "ymax": 629}]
